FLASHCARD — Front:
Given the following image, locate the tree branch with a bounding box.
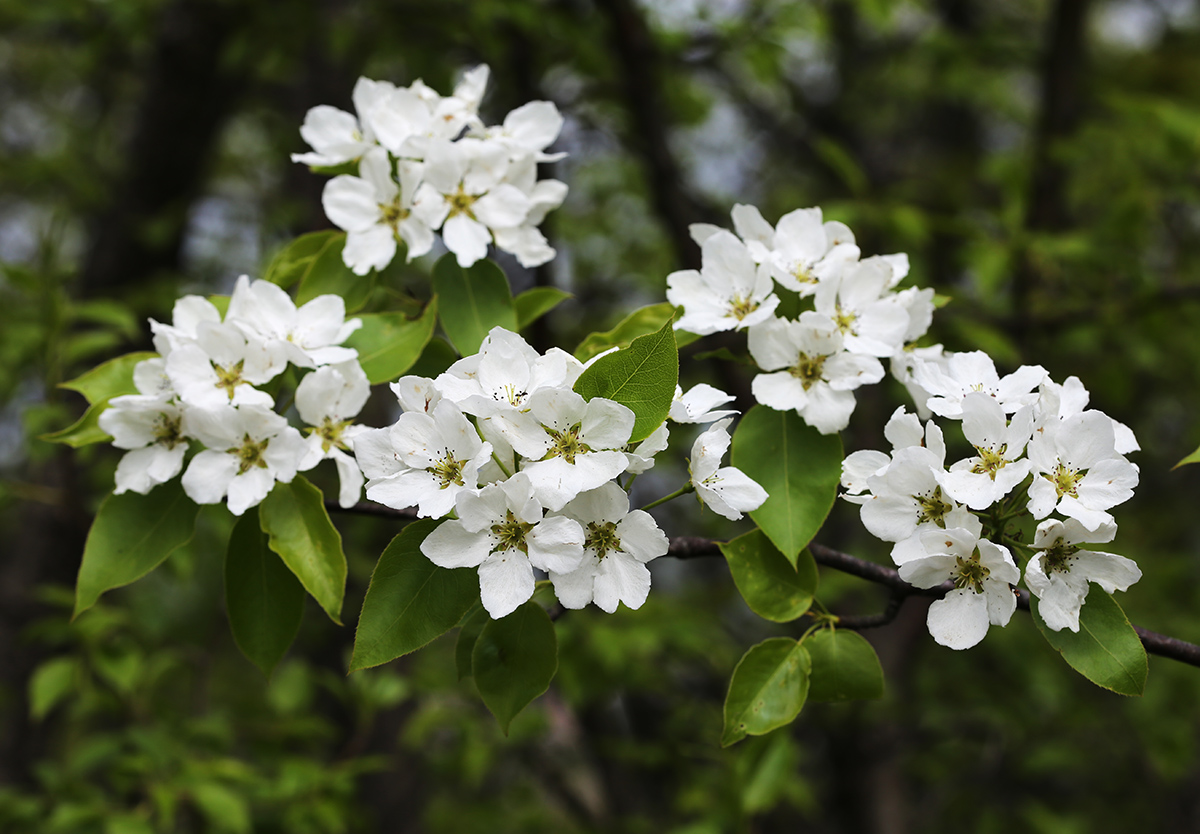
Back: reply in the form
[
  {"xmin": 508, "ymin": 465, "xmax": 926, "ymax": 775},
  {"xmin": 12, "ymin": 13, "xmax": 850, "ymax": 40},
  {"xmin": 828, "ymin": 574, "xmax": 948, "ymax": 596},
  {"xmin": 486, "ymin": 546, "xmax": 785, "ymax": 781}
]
[{"xmin": 326, "ymin": 501, "xmax": 1200, "ymax": 669}]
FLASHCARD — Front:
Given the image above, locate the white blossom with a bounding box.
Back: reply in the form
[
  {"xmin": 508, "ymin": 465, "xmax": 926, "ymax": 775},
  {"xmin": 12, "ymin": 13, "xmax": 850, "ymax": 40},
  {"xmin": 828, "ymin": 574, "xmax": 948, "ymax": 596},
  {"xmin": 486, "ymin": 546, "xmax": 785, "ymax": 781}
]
[
  {"xmin": 226, "ymin": 275, "xmax": 361, "ymax": 368},
  {"xmin": 667, "ymin": 230, "xmax": 779, "ymax": 335},
  {"xmin": 912, "ymin": 351, "xmax": 1047, "ymax": 419},
  {"xmin": 1026, "ymin": 518, "xmax": 1141, "ymax": 633},
  {"xmin": 688, "ymin": 418, "xmax": 768, "ymax": 520},
  {"xmin": 668, "ymin": 383, "xmax": 738, "ymax": 424},
  {"xmin": 296, "ymin": 361, "xmax": 372, "ymax": 508},
  {"xmin": 938, "ymin": 394, "xmax": 1034, "ymax": 510}
]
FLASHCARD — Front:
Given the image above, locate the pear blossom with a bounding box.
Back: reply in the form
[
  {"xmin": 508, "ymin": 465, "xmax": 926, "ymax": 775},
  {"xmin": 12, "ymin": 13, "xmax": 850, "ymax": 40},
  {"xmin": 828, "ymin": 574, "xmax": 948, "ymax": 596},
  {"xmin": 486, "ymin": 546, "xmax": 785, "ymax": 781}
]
[
  {"xmin": 897, "ymin": 523, "xmax": 1020, "ymax": 650},
  {"xmin": 149, "ymin": 295, "xmax": 223, "ymax": 357},
  {"xmin": 763, "ymin": 207, "xmax": 859, "ymax": 294},
  {"xmin": 420, "ymin": 473, "xmax": 585, "ymax": 618},
  {"xmin": 747, "ymin": 312, "xmax": 884, "ymax": 434},
  {"xmin": 688, "ymin": 418, "xmax": 768, "ymax": 520},
  {"xmin": 164, "ymin": 321, "xmax": 284, "ymax": 409},
  {"xmin": 226, "ymin": 275, "xmax": 361, "ymax": 368},
  {"xmin": 99, "ymin": 369, "xmax": 189, "ymax": 496},
  {"xmin": 624, "ymin": 422, "xmax": 669, "ymax": 475},
  {"xmin": 813, "ymin": 260, "xmax": 910, "ymax": 357},
  {"xmin": 356, "ymin": 399, "xmax": 494, "ymax": 519},
  {"xmin": 667, "ymin": 230, "xmax": 779, "ymax": 335},
  {"xmin": 912, "ymin": 351, "xmax": 1047, "ymax": 419},
  {"xmin": 668, "ymin": 383, "xmax": 738, "ymax": 424},
  {"xmin": 1026, "ymin": 518, "xmax": 1142, "ymax": 633},
  {"xmin": 548, "ymin": 482, "xmax": 669, "ymax": 613},
  {"xmin": 322, "ymin": 148, "xmax": 433, "ymax": 274},
  {"xmin": 296, "ymin": 362, "xmax": 372, "ymax": 508},
  {"xmin": 1034, "ymin": 375, "xmax": 1140, "ymax": 455},
  {"xmin": 1025, "ymin": 410, "xmax": 1138, "ymax": 530},
  {"xmin": 180, "ymin": 405, "xmax": 308, "ymax": 516},
  {"xmin": 938, "ymin": 394, "xmax": 1034, "ymax": 510},
  {"xmin": 291, "ymin": 76, "xmax": 394, "ymax": 167}
]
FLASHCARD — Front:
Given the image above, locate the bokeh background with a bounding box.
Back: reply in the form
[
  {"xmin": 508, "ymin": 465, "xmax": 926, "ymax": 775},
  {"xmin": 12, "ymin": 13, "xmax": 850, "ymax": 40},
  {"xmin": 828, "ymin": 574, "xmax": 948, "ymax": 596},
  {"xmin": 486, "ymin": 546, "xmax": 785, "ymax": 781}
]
[{"xmin": 3, "ymin": 0, "xmax": 1200, "ymax": 831}]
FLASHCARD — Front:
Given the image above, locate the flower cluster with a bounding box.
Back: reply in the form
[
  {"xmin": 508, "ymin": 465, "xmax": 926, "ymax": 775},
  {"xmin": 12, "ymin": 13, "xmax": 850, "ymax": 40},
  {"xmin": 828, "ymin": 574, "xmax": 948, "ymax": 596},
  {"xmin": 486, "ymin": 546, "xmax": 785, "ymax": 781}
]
[
  {"xmin": 99, "ymin": 277, "xmax": 371, "ymax": 515},
  {"xmin": 354, "ymin": 327, "xmax": 766, "ymax": 618},
  {"xmin": 294, "ymin": 66, "xmax": 567, "ymax": 274},
  {"xmin": 667, "ymin": 205, "xmax": 935, "ymax": 434},
  {"xmin": 842, "ymin": 353, "xmax": 1142, "ymax": 648}
]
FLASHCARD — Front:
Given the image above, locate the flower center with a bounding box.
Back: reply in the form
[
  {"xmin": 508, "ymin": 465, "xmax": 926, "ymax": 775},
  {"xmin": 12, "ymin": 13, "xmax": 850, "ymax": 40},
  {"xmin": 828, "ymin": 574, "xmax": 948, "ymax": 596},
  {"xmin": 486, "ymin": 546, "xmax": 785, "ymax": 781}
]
[
  {"xmin": 833, "ymin": 304, "xmax": 857, "ymax": 335},
  {"xmin": 914, "ymin": 486, "xmax": 954, "ymax": 526},
  {"xmin": 1041, "ymin": 537, "xmax": 1080, "ymax": 574},
  {"xmin": 953, "ymin": 548, "xmax": 991, "ymax": 594},
  {"xmin": 585, "ymin": 520, "xmax": 621, "ymax": 559},
  {"xmin": 153, "ymin": 413, "xmax": 185, "ymax": 450},
  {"xmin": 730, "ymin": 294, "xmax": 759, "ymax": 321},
  {"xmin": 213, "ymin": 360, "xmax": 246, "ymax": 400},
  {"xmin": 230, "ymin": 434, "xmax": 270, "ymax": 475},
  {"xmin": 1045, "ymin": 462, "xmax": 1082, "ymax": 499},
  {"xmin": 311, "ymin": 418, "xmax": 353, "ymax": 454},
  {"xmin": 792, "ymin": 263, "xmax": 816, "ymax": 285},
  {"xmin": 969, "ymin": 444, "xmax": 1010, "ymax": 479},
  {"xmin": 545, "ymin": 424, "xmax": 589, "ymax": 464},
  {"xmin": 788, "ymin": 353, "xmax": 827, "ymax": 390},
  {"xmin": 430, "ymin": 452, "xmax": 467, "ymax": 489},
  {"xmin": 447, "ymin": 185, "xmax": 478, "ymax": 219},
  {"xmin": 379, "ymin": 200, "xmax": 410, "ymax": 233},
  {"xmin": 491, "ymin": 510, "xmax": 534, "ymax": 554}
]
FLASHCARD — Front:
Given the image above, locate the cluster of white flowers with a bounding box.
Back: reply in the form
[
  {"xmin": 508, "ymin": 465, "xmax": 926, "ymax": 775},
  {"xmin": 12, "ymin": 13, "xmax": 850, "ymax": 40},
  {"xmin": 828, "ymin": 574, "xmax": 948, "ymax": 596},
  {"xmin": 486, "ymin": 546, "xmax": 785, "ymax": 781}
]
[
  {"xmin": 99, "ymin": 277, "xmax": 371, "ymax": 515},
  {"xmin": 294, "ymin": 66, "xmax": 567, "ymax": 274},
  {"xmin": 353, "ymin": 327, "xmax": 766, "ymax": 618},
  {"xmin": 667, "ymin": 205, "xmax": 935, "ymax": 434},
  {"xmin": 841, "ymin": 352, "xmax": 1142, "ymax": 648}
]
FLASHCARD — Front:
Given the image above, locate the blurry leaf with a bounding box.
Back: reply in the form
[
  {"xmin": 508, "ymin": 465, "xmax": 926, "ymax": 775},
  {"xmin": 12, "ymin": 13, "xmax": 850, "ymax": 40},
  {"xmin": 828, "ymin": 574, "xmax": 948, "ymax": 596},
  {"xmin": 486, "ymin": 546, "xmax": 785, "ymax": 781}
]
[
  {"xmin": 349, "ymin": 519, "xmax": 479, "ymax": 671},
  {"xmin": 813, "ymin": 136, "xmax": 867, "ymax": 195},
  {"xmin": 93, "ymin": 647, "xmax": 143, "ymax": 696},
  {"xmin": 293, "ymin": 232, "xmax": 374, "ymax": 313},
  {"xmin": 264, "ymin": 230, "xmax": 340, "ymax": 290},
  {"xmin": 29, "ymin": 656, "xmax": 79, "ymax": 720},
  {"xmin": 431, "ymin": 255, "xmax": 517, "ymax": 355},
  {"xmin": 804, "ymin": 629, "xmax": 885, "ymax": 702},
  {"xmin": 455, "ymin": 605, "xmax": 488, "ymax": 680},
  {"xmin": 345, "ymin": 297, "xmax": 439, "ymax": 384},
  {"xmin": 574, "ymin": 302, "xmax": 699, "ymax": 361},
  {"xmin": 259, "ymin": 476, "xmax": 346, "ymax": 625},
  {"xmin": 75, "ymin": 482, "xmax": 199, "ymax": 617},
  {"xmin": 721, "ymin": 530, "xmax": 817, "ymax": 620},
  {"xmin": 573, "ymin": 318, "xmax": 678, "ymax": 443},
  {"xmin": 59, "ymin": 351, "xmax": 156, "ymax": 405},
  {"xmin": 1033, "ymin": 590, "xmax": 1147, "ymax": 696},
  {"xmin": 472, "ymin": 601, "xmax": 557, "ymax": 734},
  {"xmin": 722, "ymin": 638, "xmax": 811, "ymax": 747},
  {"xmin": 732, "ymin": 405, "xmax": 842, "ymax": 561},
  {"xmin": 70, "ymin": 299, "xmax": 138, "ymax": 336},
  {"xmin": 514, "ymin": 286, "xmax": 572, "ymax": 330},
  {"xmin": 225, "ymin": 509, "xmax": 305, "ymax": 675},
  {"xmin": 190, "ymin": 782, "xmax": 251, "ymax": 834},
  {"xmin": 39, "ymin": 400, "xmax": 110, "ymax": 447},
  {"xmin": 104, "ymin": 814, "xmax": 156, "ymax": 834}
]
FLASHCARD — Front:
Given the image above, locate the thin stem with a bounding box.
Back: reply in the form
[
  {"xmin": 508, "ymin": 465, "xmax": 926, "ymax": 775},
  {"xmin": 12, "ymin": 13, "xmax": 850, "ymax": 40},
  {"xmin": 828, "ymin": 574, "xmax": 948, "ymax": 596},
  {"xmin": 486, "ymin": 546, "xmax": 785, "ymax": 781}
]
[
  {"xmin": 491, "ymin": 452, "xmax": 513, "ymax": 479},
  {"xmin": 640, "ymin": 482, "xmax": 695, "ymax": 512}
]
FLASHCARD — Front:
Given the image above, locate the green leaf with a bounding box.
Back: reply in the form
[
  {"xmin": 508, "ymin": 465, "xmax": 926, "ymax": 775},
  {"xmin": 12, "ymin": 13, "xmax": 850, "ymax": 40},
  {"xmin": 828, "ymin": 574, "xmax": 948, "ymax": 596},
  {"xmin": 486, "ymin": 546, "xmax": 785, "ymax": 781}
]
[
  {"xmin": 720, "ymin": 530, "xmax": 818, "ymax": 621},
  {"xmin": 455, "ymin": 605, "xmax": 488, "ymax": 680},
  {"xmin": 1173, "ymin": 441, "xmax": 1200, "ymax": 469},
  {"xmin": 472, "ymin": 601, "xmax": 557, "ymax": 734},
  {"xmin": 732, "ymin": 405, "xmax": 843, "ymax": 561},
  {"xmin": 1032, "ymin": 589, "xmax": 1148, "ymax": 696},
  {"xmin": 431, "ymin": 255, "xmax": 517, "ymax": 355},
  {"xmin": 75, "ymin": 481, "xmax": 199, "ymax": 617},
  {"xmin": 29, "ymin": 656, "xmax": 79, "ymax": 720},
  {"xmin": 573, "ymin": 302, "xmax": 699, "ymax": 361},
  {"xmin": 349, "ymin": 519, "xmax": 480, "ymax": 671},
  {"xmin": 514, "ymin": 286, "xmax": 572, "ymax": 330},
  {"xmin": 294, "ymin": 232, "xmax": 374, "ymax": 313},
  {"xmin": 224, "ymin": 509, "xmax": 305, "ymax": 675},
  {"xmin": 39, "ymin": 400, "xmax": 111, "ymax": 447},
  {"xmin": 804, "ymin": 629, "xmax": 885, "ymax": 702},
  {"xmin": 263, "ymin": 230, "xmax": 342, "ymax": 290},
  {"xmin": 722, "ymin": 638, "xmax": 811, "ymax": 747},
  {"xmin": 345, "ymin": 298, "xmax": 439, "ymax": 384},
  {"xmin": 258, "ymin": 476, "xmax": 347, "ymax": 625},
  {"xmin": 190, "ymin": 782, "xmax": 251, "ymax": 834},
  {"xmin": 573, "ymin": 318, "xmax": 678, "ymax": 443},
  {"xmin": 59, "ymin": 351, "xmax": 157, "ymax": 405}
]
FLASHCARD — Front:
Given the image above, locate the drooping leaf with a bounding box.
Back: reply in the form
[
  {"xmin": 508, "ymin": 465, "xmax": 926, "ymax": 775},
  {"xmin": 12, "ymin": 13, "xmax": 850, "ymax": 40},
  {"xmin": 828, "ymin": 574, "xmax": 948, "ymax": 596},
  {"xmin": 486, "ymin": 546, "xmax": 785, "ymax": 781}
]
[
  {"xmin": 74, "ymin": 481, "xmax": 199, "ymax": 617},
  {"xmin": 573, "ymin": 318, "xmax": 678, "ymax": 443},
  {"xmin": 345, "ymin": 297, "xmax": 439, "ymax": 384},
  {"xmin": 472, "ymin": 601, "xmax": 557, "ymax": 734},
  {"xmin": 39, "ymin": 400, "xmax": 111, "ymax": 447},
  {"xmin": 350, "ymin": 519, "xmax": 479, "ymax": 671},
  {"xmin": 225, "ymin": 509, "xmax": 305, "ymax": 675},
  {"xmin": 431, "ymin": 255, "xmax": 517, "ymax": 355},
  {"xmin": 514, "ymin": 286, "xmax": 572, "ymax": 331},
  {"xmin": 732, "ymin": 405, "xmax": 843, "ymax": 561},
  {"xmin": 258, "ymin": 476, "xmax": 347, "ymax": 625},
  {"xmin": 455, "ymin": 605, "xmax": 488, "ymax": 680},
  {"xmin": 263, "ymin": 230, "xmax": 342, "ymax": 290},
  {"xmin": 720, "ymin": 529, "xmax": 818, "ymax": 621},
  {"xmin": 1173, "ymin": 441, "xmax": 1200, "ymax": 469},
  {"xmin": 59, "ymin": 351, "xmax": 156, "ymax": 405},
  {"xmin": 805, "ymin": 629, "xmax": 885, "ymax": 702},
  {"xmin": 29, "ymin": 657, "xmax": 80, "ymax": 720},
  {"xmin": 1033, "ymin": 589, "xmax": 1148, "ymax": 696},
  {"xmin": 573, "ymin": 302, "xmax": 699, "ymax": 361},
  {"xmin": 722, "ymin": 638, "xmax": 811, "ymax": 747},
  {"xmin": 293, "ymin": 232, "xmax": 374, "ymax": 313}
]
